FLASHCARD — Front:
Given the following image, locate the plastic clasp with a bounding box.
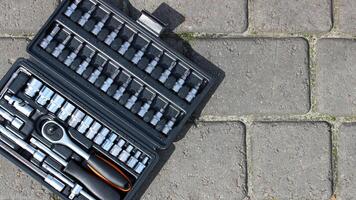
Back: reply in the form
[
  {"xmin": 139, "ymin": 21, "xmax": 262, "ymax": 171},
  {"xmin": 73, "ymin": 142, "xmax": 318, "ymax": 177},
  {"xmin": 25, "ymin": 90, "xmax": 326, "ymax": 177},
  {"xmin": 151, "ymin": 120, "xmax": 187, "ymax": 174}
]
[{"xmin": 137, "ymin": 10, "xmax": 166, "ymax": 37}]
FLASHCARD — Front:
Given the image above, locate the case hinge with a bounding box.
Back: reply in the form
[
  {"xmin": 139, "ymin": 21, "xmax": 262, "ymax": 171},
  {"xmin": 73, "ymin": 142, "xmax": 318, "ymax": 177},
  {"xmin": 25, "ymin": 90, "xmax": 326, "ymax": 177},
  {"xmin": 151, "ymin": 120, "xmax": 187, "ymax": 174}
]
[{"xmin": 137, "ymin": 10, "xmax": 166, "ymax": 37}]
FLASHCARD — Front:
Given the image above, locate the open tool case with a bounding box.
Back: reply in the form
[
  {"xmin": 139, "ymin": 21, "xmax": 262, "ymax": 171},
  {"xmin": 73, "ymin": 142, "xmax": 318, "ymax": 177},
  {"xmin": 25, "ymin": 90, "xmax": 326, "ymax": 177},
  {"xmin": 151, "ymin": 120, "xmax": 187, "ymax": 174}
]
[{"xmin": 0, "ymin": 0, "xmax": 218, "ymax": 199}]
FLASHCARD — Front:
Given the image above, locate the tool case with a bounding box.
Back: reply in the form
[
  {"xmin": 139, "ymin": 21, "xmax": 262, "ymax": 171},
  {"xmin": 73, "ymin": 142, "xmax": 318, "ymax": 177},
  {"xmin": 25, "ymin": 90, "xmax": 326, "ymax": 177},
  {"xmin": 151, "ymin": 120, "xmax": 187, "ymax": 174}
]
[{"xmin": 0, "ymin": 0, "xmax": 218, "ymax": 199}]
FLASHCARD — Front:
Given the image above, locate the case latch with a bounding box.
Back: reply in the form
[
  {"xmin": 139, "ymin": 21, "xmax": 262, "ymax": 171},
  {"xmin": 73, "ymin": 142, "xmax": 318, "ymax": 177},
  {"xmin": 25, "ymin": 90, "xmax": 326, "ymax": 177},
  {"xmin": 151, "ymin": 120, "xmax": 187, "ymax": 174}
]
[{"xmin": 137, "ymin": 10, "xmax": 166, "ymax": 37}]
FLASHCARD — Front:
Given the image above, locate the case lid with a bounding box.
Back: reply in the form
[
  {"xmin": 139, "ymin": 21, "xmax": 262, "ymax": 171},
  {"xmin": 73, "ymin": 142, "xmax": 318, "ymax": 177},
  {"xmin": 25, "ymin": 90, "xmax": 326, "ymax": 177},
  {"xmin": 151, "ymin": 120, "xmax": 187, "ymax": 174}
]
[{"xmin": 27, "ymin": 0, "xmax": 217, "ymax": 149}]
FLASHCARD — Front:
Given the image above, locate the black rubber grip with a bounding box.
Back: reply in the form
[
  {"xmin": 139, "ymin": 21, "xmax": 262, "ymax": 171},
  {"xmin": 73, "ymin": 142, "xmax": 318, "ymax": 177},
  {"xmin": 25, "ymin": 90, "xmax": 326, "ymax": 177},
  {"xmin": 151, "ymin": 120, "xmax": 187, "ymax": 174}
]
[
  {"xmin": 64, "ymin": 160, "xmax": 121, "ymax": 200},
  {"xmin": 87, "ymin": 155, "xmax": 131, "ymax": 191}
]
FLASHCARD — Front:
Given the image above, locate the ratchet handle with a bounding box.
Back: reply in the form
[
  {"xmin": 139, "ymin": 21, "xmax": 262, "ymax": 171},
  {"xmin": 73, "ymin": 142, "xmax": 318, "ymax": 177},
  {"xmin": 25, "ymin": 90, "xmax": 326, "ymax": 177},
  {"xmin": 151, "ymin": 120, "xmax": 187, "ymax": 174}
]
[
  {"xmin": 87, "ymin": 154, "xmax": 132, "ymax": 192},
  {"xmin": 64, "ymin": 160, "xmax": 121, "ymax": 200}
]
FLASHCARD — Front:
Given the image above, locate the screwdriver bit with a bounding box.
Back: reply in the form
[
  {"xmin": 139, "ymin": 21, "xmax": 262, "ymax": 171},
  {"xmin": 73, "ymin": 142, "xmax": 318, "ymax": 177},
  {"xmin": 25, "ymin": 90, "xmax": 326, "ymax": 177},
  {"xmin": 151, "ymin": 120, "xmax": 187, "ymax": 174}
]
[
  {"xmin": 52, "ymin": 35, "xmax": 72, "ymax": 58},
  {"xmin": 145, "ymin": 51, "xmax": 164, "ymax": 74},
  {"xmin": 118, "ymin": 34, "xmax": 136, "ymax": 55},
  {"xmin": 125, "ymin": 86, "xmax": 144, "ymax": 109},
  {"xmin": 64, "ymin": 43, "xmax": 84, "ymax": 66},
  {"xmin": 65, "ymin": 0, "xmax": 82, "ymax": 17},
  {"xmin": 78, "ymin": 4, "xmax": 96, "ymax": 26},
  {"xmin": 104, "ymin": 23, "xmax": 124, "ymax": 45},
  {"xmin": 76, "ymin": 51, "xmax": 96, "ymax": 75},
  {"xmin": 100, "ymin": 68, "xmax": 121, "ymax": 92},
  {"xmin": 172, "ymin": 70, "xmax": 190, "ymax": 93},
  {"xmin": 92, "ymin": 13, "xmax": 110, "ymax": 35},
  {"xmin": 113, "ymin": 77, "xmax": 132, "ymax": 100},
  {"xmin": 40, "ymin": 25, "xmax": 61, "ymax": 49},
  {"xmin": 131, "ymin": 42, "xmax": 150, "ymax": 64},
  {"xmin": 87, "ymin": 59, "xmax": 108, "ymax": 83},
  {"xmin": 158, "ymin": 60, "xmax": 177, "ymax": 83}
]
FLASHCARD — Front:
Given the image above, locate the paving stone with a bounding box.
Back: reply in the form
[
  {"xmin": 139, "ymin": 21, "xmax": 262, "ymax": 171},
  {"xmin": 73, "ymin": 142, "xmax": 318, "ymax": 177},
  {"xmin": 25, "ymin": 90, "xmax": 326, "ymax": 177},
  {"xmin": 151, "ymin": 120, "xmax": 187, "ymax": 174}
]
[
  {"xmin": 129, "ymin": 0, "xmax": 247, "ymax": 33},
  {"xmin": 0, "ymin": 0, "xmax": 58, "ymax": 34},
  {"xmin": 316, "ymin": 39, "xmax": 356, "ymax": 116},
  {"xmin": 0, "ymin": 157, "xmax": 52, "ymax": 199},
  {"xmin": 250, "ymin": 122, "xmax": 332, "ymax": 200},
  {"xmin": 339, "ymin": 0, "xmax": 356, "ymax": 33},
  {"xmin": 0, "ymin": 38, "xmax": 29, "ymax": 78},
  {"xmin": 182, "ymin": 38, "xmax": 310, "ymax": 116},
  {"xmin": 253, "ymin": 0, "xmax": 332, "ymax": 33},
  {"xmin": 142, "ymin": 122, "xmax": 246, "ymax": 200},
  {"xmin": 339, "ymin": 123, "xmax": 356, "ymax": 199}
]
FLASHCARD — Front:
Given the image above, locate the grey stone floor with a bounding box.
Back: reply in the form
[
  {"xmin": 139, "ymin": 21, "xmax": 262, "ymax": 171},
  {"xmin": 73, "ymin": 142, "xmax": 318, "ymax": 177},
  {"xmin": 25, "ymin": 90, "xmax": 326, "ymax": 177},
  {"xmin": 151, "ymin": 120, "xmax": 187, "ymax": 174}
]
[{"xmin": 0, "ymin": 0, "xmax": 355, "ymax": 199}]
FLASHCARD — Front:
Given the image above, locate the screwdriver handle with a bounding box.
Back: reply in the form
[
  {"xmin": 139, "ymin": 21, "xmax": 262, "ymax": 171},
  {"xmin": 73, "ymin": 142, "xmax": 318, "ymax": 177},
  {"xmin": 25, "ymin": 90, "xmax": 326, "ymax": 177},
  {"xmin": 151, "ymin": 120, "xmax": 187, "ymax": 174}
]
[
  {"xmin": 64, "ymin": 160, "xmax": 121, "ymax": 200},
  {"xmin": 87, "ymin": 154, "xmax": 132, "ymax": 192}
]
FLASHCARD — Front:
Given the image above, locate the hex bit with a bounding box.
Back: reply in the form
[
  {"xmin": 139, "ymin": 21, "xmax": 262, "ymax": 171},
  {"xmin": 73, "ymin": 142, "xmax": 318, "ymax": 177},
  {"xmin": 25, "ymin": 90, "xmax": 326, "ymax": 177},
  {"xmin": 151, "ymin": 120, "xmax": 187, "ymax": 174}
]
[
  {"xmin": 162, "ymin": 117, "xmax": 176, "ymax": 135},
  {"xmin": 87, "ymin": 59, "xmax": 108, "ymax": 83},
  {"xmin": 137, "ymin": 94, "xmax": 156, "ymax": 117},
  {"xmin": 40, "ymin": 25, "xmax": 61, "ymax": 49},
  {"xmin": 172, "ymin": 70, "xmax": 190, "ymax": 93},
  {"xmin": 118, "ymin": 33, "xmax": 136, "ymax": 55},
  {"xmin": 76, "ymin": 51, "xmax": 96, "ymax": 75},
  {"xmin": 64, "ymin": 0, "xmax": 82, "ymax": 17},
  {"xmin": 113, "ymin": 77, "xmax": 132, "ymax": 101},
  {"xmin": 92, "ymin": 13, "xmax": 110, "ymax": 35},
  {"xmin": 131, "ymin": 42, "xmax": 150, "ymax": 64},
  {"xmin": 125, "ymin": 86, "xmax": 144, "ymax": 109},
  {"xmin": 100, "ymin": 68, "xmax": 121, "ymax": 92},
  {"xmin": 150, "ymin": 104, "xmax": 168, "ymax": 126},
  {"xmin": 145, "ymin": 51, "xmax": 164, "ymax": 74},
  {"xmin": 158, "ymin": 60, "xmax": 177, "ymax": 83},
  {"xmin": 64, "ymin": 43, "xmax": 84, "ymax": 66},
  {"xmin": 186, "ymin": 81, "xmax": 202, "ymax": 102},
  {"xmin": 52, "ymin": 35, "xmax": 72, "ymax": 58},
  {"xmin": 78, "ymin": 4, "xmax": 97, "ymax": 26},
  {"xmin": 104, "ymin": 23, "xmax": 124, "ymax": 45}
]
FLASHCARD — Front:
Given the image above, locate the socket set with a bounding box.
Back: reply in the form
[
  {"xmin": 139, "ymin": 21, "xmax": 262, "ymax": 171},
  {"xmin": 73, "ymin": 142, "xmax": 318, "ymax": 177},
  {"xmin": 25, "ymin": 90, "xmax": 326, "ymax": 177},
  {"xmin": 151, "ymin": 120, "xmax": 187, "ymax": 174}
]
[{"xmin": 0, "ymin": 0, "xmax": 218, "ymax": 199}]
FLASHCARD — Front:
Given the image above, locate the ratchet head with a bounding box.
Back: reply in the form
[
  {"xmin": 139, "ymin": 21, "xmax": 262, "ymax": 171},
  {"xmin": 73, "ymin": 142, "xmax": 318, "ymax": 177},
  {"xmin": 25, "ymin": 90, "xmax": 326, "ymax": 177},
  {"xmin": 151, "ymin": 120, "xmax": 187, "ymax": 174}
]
[{"xmin": 41, "ymin": 120, "xmax": 66, "ymax": 144}]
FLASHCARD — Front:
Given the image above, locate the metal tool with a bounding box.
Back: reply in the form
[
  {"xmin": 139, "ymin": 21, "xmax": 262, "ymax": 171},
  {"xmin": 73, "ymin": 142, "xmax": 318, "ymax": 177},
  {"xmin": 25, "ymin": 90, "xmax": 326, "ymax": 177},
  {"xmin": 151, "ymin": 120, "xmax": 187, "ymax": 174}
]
[
  {"xmin": 145, "ymin": 51, "xmax": 164, "ymax": 74},
  {"xmin": 109, "ymin": 139, "xmax": 125, "ymax": 157},
  {"xmin": 77, "ymin": 115, "xmax": 94, "ymax": 134},
  {"xmin": 64, "ymin": 0, "xmax": 82, "ymax": 17},
  {"xmin": 92, "ymin": 13, "xmax": 110, "ymax": 35},
  {"xmin": 104, "ymin": 23, "xmax": 124, "ymax": 45},
  {"xmin": 0, "ymin": 125, "xmax": 45, "ymax": 162},
  {"xmin": 41, "ymin": 120, "xmax": 131, "ymax": 191},
  {"xmin": 36, "ymin": 86, "xmax": 55, "ymax": 106},
  {"xmin": 42, "ymin": 163, "xmax": 96, "ymax": 200},
  {"xmin": 93, "ymin": 127, "xmax": 110, "ymax": 145},
  {"xmin": 24, "ymin": 77, "xmax": 43, "ymax": 98},
  {"xmin": 137, "ymin": 94, "xmax": 156, "ymax": 117},
  {"xmin": 47, "ymin": 94, "xmax": 65, "ymax": 113},
  {"xmin": 150, "ymin": 104, "xmax": 168, "ymax": 126},
  {"xmin": 162, "ymin": 117, "xmax": 176, "ymax": 135},
  {"xmin": 52, "ymin": 35, "xmax": 72, "ymax": 58},
  {"xmin": 85, "ymin": 121, "xmax": 101, "ymax": 140},
  {"xmin": 127, "ymin": 150, "xmax": 142, "ymax": 168},
  {"xmin": 185, "ymin": 81, "xmax": 202, "ymax": 102},
  {"xmin": 118, "ymin": 145, "xmax": 133, "ymax": 163},
  {"xmin": 76, "ymin": 51, "xmax": 96, "ymax": 75},
  {"xmin": 158, "ymin": 60, "xmax": 177, "ymax": 83},
  {"xmin": 4, "ymin": 95, "xmax": 34, "ymax": 117},
  {"xmin": 30, "ymin": 138, "xmax": 122, "ymax": 200},
  {"xmin": 64, "ymin": 43, "xmax": 84, "ymax": 66},
  {"xmin": 172, "ymin": 70, "xmax": 190, "ymax": 93},
  {"xmin": 134, "ymin": 156, "xmax": 149, "ymax": 174},
  {"xmin": 68, "ymin": 109, "xmax": 85, "ymax": 128},
  {"xmin": 118, "ymin": 33, "xmax": 136, "ymax": 55},
  {"xmin": 100, "ymin": 68, "xmax": 121, "ymax": 92},
  {"xmin": 57, "ymin": 102, "xmax": 76, "ymax": 121},
  {"xmin": 40, "ymin": 25, "xmax": 61, "ymax": 49},
  {"xmin": 131, "ymin": 42, "xmax": 150, "ymax": 64},
  {"xmin": 78, "ymin": 4, "xmax": 97, "ymax": 26},
  {"xmin": 0, "ymin": 108, "xmax": 24, "ymax": 129},
  {"xmin": 125, "ymin": 86, "xmax": 144, "ymax": 109},
  {"xmin": 113, "ymin": 77, "xmax": 132, "ymax": 101},
  {"xmin": 102, "ymin": 133, "xmax": 117, "ymax": 151},
  {"xmin": 87, "ymin": 59, "xmax": 108, "ymax": 83},
  {"xmin": 0, "ymin": 140, "xmax": 65, "ymax": 192}
]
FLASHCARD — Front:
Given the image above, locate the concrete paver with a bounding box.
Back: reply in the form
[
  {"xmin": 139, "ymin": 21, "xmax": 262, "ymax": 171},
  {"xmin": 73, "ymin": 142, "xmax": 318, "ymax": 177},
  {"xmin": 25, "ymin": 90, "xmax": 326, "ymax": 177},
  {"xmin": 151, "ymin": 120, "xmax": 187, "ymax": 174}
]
[{"xmin": 250, "ymin": 122, "xmax": 332, "ymax": 200}]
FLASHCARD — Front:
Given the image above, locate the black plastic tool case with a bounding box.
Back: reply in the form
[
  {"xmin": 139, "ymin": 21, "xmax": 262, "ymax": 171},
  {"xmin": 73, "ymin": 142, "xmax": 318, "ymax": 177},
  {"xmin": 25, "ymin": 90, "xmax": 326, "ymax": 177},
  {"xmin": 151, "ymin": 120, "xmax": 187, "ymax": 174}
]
[{"xmin": 0, "ymin": 0, "xmax": 217, "ymax": 199}]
